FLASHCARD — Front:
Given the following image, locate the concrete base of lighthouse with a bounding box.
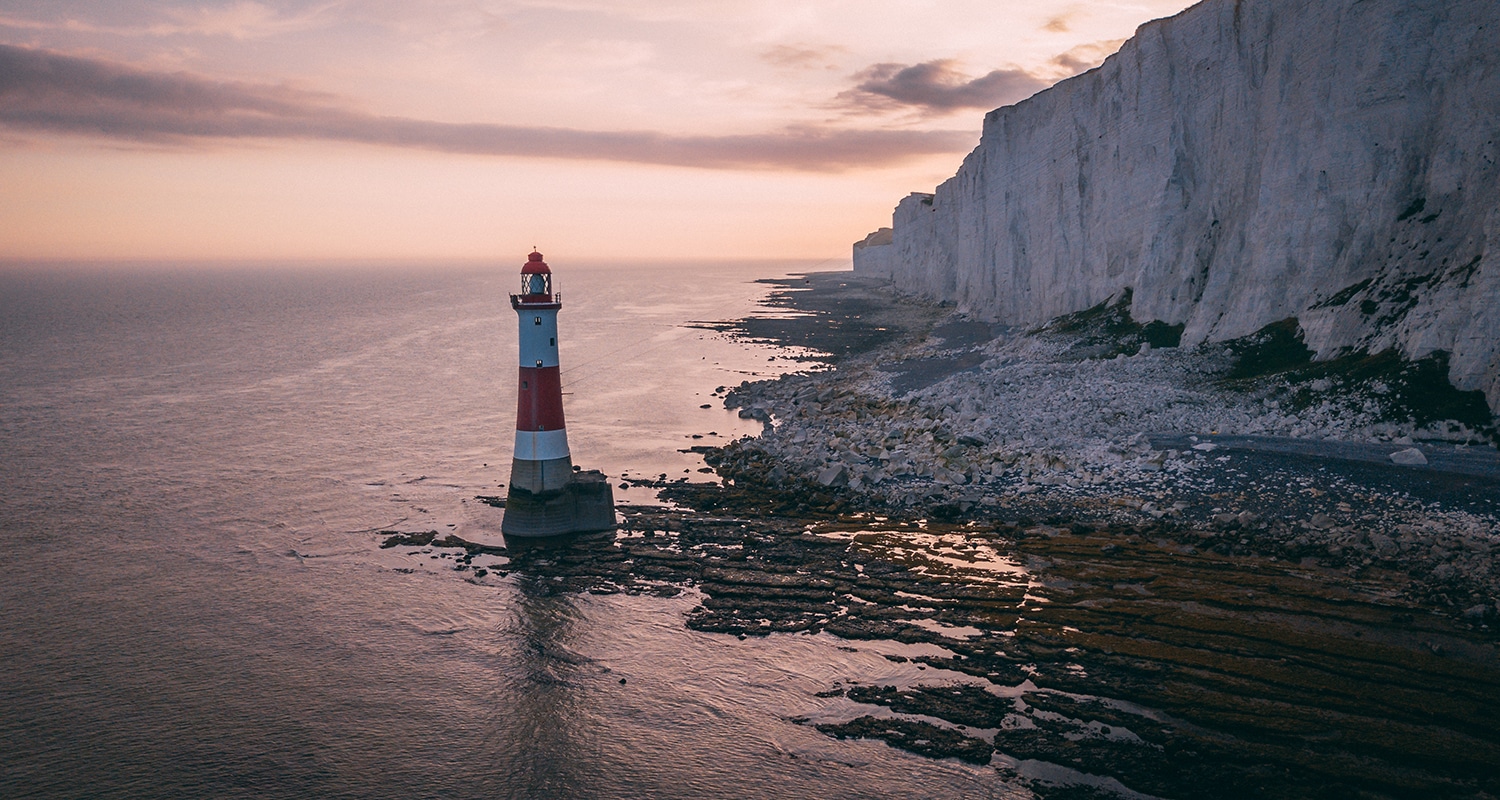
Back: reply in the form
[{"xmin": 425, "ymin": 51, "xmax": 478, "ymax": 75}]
[
  {"xmin": 508, "ymin": 454, "xmax": 575, "ymax": 493},
  {"xmin": 501, "ymin": 469, "xmax": 615, "ymax": 537}
]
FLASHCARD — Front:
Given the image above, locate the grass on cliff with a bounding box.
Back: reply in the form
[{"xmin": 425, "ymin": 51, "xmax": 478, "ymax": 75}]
[
  {"xmin": 1036, "ymin": 288, "xmax": 1185, "ymax": 360},
  {"xmin": 1220, "ymin": 317, "xmax": 1497, "ymax": 441}
]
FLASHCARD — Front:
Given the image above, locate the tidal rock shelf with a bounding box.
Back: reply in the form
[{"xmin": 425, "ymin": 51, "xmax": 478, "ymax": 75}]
[
  {"xmin": 371, "ymin": 270, "xmax": 1500, "ymax": 798},
  {"xmin": 377, "ymin": 498, "xmax": 1500, "ymax": 798},
  {"xmin": 683, "ymin": 270, "xmax": 1500, "ymax": 794},
  {"xmin": 718, "ymin": 273, "xmax": 1500, "ymax": 623}
]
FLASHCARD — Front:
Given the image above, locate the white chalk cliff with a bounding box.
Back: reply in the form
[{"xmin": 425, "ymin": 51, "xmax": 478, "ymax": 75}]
[{"xmin": 854, "ymin": 0, "xmax": 1500, "ymax": 413}]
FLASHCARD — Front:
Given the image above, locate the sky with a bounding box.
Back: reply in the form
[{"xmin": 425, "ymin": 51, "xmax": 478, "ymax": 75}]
[{"xmin": 0, "ymin": 0, "xmax": 1196, "ymax": 263}]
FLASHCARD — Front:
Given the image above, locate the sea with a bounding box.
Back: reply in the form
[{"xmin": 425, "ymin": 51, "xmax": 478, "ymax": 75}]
[{"xmin": 0, "ymin": 261, "xmax": 1017, "ymax": 799}]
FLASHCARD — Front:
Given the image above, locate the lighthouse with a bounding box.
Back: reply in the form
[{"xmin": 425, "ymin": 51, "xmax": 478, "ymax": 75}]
[
  {"xmin": 501, "ymin": 251, "xmax": 615, "ymax": 537},
  {"xmin": 510, "ymin": 251, "xmax": 570, "ymax": 491}
]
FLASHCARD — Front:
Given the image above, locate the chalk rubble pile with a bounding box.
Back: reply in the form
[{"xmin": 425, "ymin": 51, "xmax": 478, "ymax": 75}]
[
  {"xmin": 730, "ymin": 327, "xmax": 1488, "ymax": 503},
  {"xmin": 724, "ymin": 317, "xmax": 1499, "ymax": 619}
]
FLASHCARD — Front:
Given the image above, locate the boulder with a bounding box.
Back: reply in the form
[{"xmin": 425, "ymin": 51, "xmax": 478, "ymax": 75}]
[
  {"xmin": 816, "ymin": 464, "xmax": 849, "ymax": 488},
  {"xmin": 1389, "ymin": 448, "xmax": 1428, "ymax": 466}
]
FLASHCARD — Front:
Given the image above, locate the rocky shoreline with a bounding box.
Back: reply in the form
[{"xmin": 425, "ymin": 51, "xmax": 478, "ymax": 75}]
[
  {"xmin": 376, "ymin": 271, "xmax": 1500, "ymax": 798},
  {"xmin": 702, "ymin": 271, "xmax": 1498, "ymax": 797},
  {"xmin": 384, "ymin": 486, "xmax": 1500, "ymax": 798},
  {"xmin": 716, "ymin": 272, "xmax": 1500, "ymax": 628}
]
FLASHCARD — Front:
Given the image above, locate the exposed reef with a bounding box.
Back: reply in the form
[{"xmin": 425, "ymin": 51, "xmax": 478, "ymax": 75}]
[
  {"xmin": 718, "ymin": 273, "xmax": 1499, "ymax": 617},
  {"xmin": 375, "ymin": 269, "xmax": 1500, "ymax": 798},
  {"xmin": 379, "ymin": 490, "xmax": 1500, "ymax": 798}
]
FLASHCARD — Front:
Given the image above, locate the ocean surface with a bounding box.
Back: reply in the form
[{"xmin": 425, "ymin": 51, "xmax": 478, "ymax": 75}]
[{"xmin": 0, "ymin": 261, "xmax": 1015, "ymax": 799}]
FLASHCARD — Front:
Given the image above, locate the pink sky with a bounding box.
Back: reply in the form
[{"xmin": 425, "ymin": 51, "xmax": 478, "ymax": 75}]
[{"xmin": 0, "ymin": 0, "xmax": 1195, "ymax": 262}]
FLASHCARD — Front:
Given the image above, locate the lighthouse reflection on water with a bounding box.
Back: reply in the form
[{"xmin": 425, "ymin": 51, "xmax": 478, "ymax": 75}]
[{"xmin": 502, "ymin": 251, "xmax": 616, "ymax": 539}]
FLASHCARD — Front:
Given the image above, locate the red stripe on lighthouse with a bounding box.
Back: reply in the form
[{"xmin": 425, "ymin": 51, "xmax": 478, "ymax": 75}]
[{"xmin": 516, "ymin": 365, "xmax": 566, "ymax": 432}]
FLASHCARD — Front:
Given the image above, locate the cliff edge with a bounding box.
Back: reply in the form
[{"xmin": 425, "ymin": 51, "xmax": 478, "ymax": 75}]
[{"xmin": 854, "ymin": 0, "xmax": 1500, "ymax": 414}]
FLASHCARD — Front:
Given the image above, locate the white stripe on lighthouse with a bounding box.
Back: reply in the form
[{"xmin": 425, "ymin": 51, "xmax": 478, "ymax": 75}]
[
  {"xmin": 518, "ymin": 311, "xmax": 560, "ymax": 368},
  {"xmin": 513, "ymin": 428, "xmax": 571, "ymax": 461}
]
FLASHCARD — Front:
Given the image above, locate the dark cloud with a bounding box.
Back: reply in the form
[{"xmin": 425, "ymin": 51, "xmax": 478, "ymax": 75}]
[
  {"xmin": 839, "ymin": 59, "xmax": 1048, "ymax": 114},
  {"xmin": 0, "ymin": 45, "xmax": 971, "ymax": 171}
]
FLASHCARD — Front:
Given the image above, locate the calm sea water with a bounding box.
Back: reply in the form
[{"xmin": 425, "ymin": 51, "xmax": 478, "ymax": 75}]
[{"xmin": 0, "ymin": 261, "xmax": 1014, "ymax": 799}]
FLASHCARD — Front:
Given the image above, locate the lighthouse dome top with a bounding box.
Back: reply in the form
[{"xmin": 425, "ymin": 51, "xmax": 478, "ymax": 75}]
[
  {"xmin": 511, "ymin": 250, "xmax": 560, "ymax": 309},
  {"xmin": 521, "ymin": 251, "xmax": 551, "ymax": 275}
]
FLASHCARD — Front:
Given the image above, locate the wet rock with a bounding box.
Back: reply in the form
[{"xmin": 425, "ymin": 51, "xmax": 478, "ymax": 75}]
[
  {"xmin": 1368, "ymin": 533, "xmax": 1398, "ymax": 559},
  {"xmin": 816, "ymin": 717, "xmax": 994, "ymax": 765},
  {"xmin": 816, "ymin": 464, "xmax": 849, "ymax": 488},
  {"xmin": 1390, "ymin": 447, "xmax": 1428, "ymax": 466},
  {"xmin": 379, "ymin": 530, "xmax": 439, "ymax": 548},
  {"xmin": 847, "ymin": 684, "xmax": 1010, "ymax": 729}
]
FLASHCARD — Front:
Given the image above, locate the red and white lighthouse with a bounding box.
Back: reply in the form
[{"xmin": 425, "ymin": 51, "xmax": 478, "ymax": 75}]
[
  {"xmin": 502, "ymin": 251, "xmax": 614, "ymax": 537},
  {"xmin": 509, "ymin": 251, "xmax": 571, "ymax": 492}
]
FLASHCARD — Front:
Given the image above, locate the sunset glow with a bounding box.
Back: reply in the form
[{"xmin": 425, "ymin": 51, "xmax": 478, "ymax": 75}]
[{"xmin": 1, "ymin": 0, "xmax": 1196, "ymax": 262}]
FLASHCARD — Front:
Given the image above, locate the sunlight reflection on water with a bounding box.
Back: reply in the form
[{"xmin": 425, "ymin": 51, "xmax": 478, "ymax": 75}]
[{"xmin": 0, "ymin": 261, "xmax": 1024, "ymax": 799}]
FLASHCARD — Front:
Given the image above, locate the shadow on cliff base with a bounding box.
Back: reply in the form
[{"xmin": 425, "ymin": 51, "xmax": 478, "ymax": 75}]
[{"xmin": 1221, "ymin": 317, "xmax": 1497, "ymax": 443}]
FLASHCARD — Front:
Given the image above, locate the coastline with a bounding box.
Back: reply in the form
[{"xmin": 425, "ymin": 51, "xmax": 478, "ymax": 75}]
[
  {"xmin": 683, "ymin": 270, "xmax": 1500, "ymax": 797},
  {"xmin": 380, "ymin": 270, "xmax": 1500, "ymax": 798},
  {"xmin": 716, "ymin": 271, "xmax": 1500, "ymax": 622}
]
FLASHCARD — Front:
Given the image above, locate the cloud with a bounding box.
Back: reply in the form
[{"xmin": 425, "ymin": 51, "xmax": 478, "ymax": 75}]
[
  {"xmin": 838, "ymin": 60, "xmax": 1048, "ymax": 114},
  {"xmin": 1043, "ymin": 13, "xmax": 1072, "ymax": 32},
  {"xmin": 0, "ymin": 2, "xmax": 338, "ymax": 40},
  {"xmin": 760, "ymin": 44, "xmax": 845, "ymax": 70},
  {"xmin": 0, "ymin": 44, "xmax": 973, "ymax": 171},
  {"xmin": 159, "ymin": 1, "xmax": 337, "ymax": 40},
  {"xmin": 1051, "ymin": 39, "xmax": 1126, "ymax": 76}
]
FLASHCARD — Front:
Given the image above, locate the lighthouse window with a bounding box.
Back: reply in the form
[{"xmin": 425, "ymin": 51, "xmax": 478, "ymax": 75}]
[
  {"xmin": 550, "ymin": 337, "xmax": 555, "ymax": 346},
  {"xmin": 534, "ymin": 316, "xmax": 542, "ymax": 325},
  {"xmin": 521, "ymin": 381, "xmax": 528, "ymax": 389},
  {"xmin": 536, "ymin": 360, "xmax": 543, "ymax": 367}
]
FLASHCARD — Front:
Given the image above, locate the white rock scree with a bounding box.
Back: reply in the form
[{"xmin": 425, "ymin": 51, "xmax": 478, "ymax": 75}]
[
  {"xmin": 718, "ymin": 270, "xmax": 1498, "ymax": 620},
  {"xmin": 854, "ymin": 0, "xmax": 1500, "ymax": 414}
]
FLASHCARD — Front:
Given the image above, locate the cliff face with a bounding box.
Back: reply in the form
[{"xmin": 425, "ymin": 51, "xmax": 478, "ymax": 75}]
[{"xmin": 855, "ymin": 0, "xmax": 1500, "ymax": 412}]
